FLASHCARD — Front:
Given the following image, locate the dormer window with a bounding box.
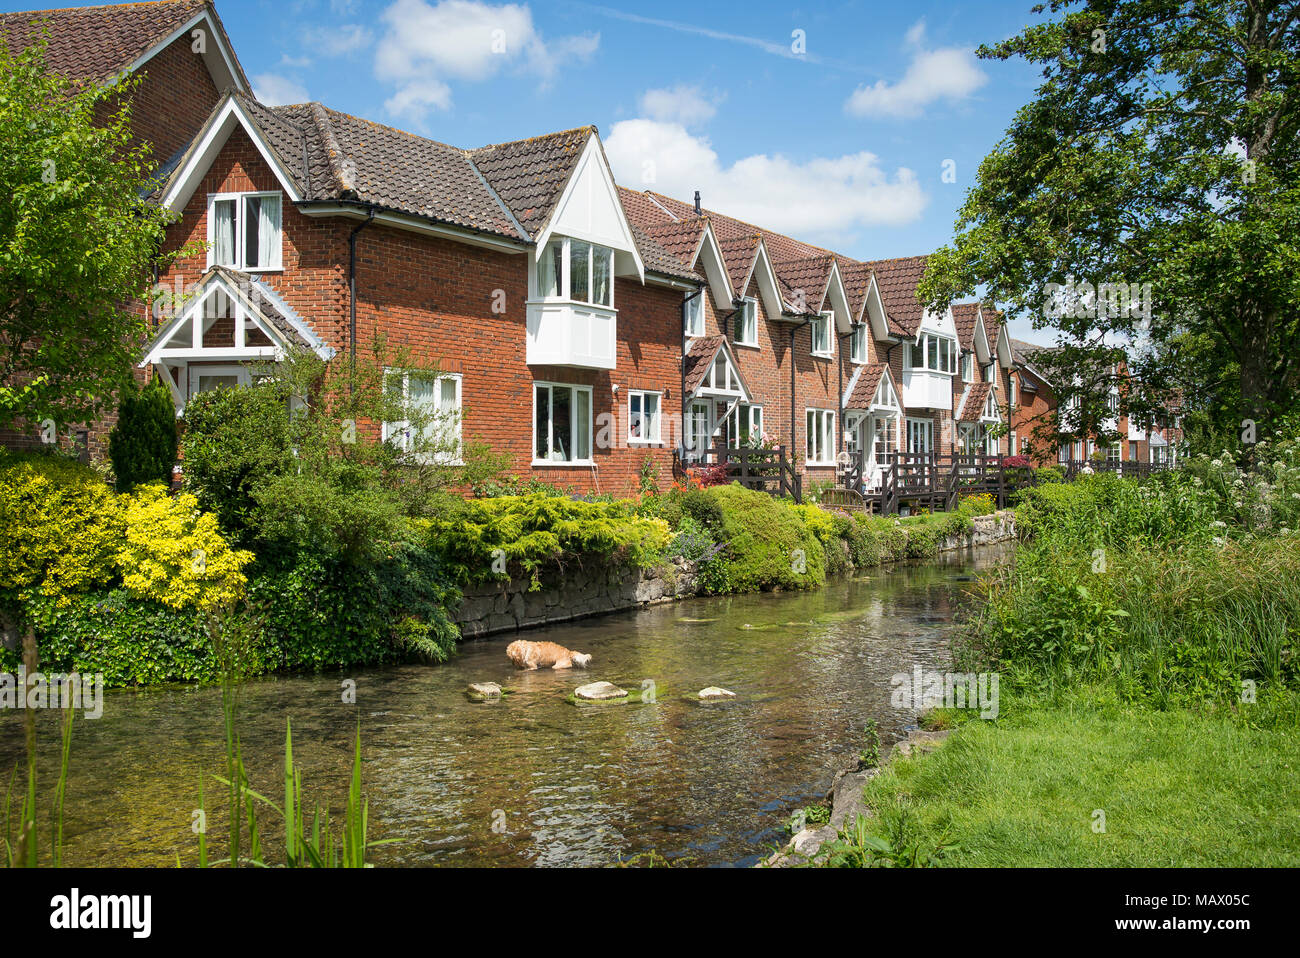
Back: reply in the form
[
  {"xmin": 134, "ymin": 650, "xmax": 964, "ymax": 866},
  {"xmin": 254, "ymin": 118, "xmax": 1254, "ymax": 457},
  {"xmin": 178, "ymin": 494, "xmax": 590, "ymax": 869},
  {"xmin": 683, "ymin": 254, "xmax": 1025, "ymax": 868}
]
[
  {"xmin": 811, "ymin": 312, "xmax": 833, "ymax": 357},
  {"xmin": 734, "ymin": 297, "xmax": 758, "ymax": 346},
  {"xmin": 849, "ymin": 323, "xmax": 868, "ymax": 363},
  {"xmin": 685, "ymin": 291, "xmax": 705, "ymax": 337},
  {"xmin": 537, "ymin": 236, "xmax": 614, "ymax": 308},
  {"xmin": 209, "ymin": 192, "xmax": 281, "ymax": 271}
]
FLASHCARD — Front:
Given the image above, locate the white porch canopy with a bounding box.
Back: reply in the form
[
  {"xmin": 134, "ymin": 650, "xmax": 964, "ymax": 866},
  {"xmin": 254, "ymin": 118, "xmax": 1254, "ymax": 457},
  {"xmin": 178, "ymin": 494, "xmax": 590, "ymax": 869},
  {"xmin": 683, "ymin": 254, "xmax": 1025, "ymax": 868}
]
[{"xmin": 140, "ymin": 267, "xmax": 333, "ymax": 412}]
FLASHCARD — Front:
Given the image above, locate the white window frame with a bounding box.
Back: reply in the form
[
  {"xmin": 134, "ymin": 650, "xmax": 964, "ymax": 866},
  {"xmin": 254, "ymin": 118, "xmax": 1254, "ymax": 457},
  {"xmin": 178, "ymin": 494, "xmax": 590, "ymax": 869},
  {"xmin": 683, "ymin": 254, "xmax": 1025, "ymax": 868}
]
[
  {"xmin": 1008, "ymin": 375, "xmax": 1017, "ymax": 406},
  {"xmin": 535, "ymin": 236, "xmax": 615, "ymax": 309},
  {"xmin": 908, "ymin": 333, "xmax": 957, "ymax": 374},
  {"xmin": 685, "ymin": 400, "xmax": 711, "ymax": 457},
  {"xmin": 734, "ymin": 297, "xmax": 758, "ymax": 347},
  {"xmin": 849, "ymin": 323, "xmax": 868, "ymax": 363},
  {"xmin": 906, "ymin": 417, "xmax": 934, "ymax": 454},
  {"xmin": 727, "ymin": 403, "xmax": 763, "ymax": 448},
  {"xmin": 811, "ymin": 312, "xmax": 834, "ymax": 358},
  {"xmin": 806, "ymin": 408, "xmax": 836, "ymax": 465},
  {"xmin": 532, "ymin": 381, "xmax": 594, "ymax": 466},
  {"xmin": 382, "ymin": 370, "xmax": 464, "ymax": 465},
  {"xmin": 207, "ymin": 191, "xmax": 282, "ymax": 272},
  {"xmin": 684, "ymin": 291, "xmax": 705, "ymax": 338},
  {"xmin": 628, "ymin": 389, "xmax": 662, "ymax": 445},
  {"xmin": 961, "ymin": 352, "xmax": 973, "ymax": 382}
]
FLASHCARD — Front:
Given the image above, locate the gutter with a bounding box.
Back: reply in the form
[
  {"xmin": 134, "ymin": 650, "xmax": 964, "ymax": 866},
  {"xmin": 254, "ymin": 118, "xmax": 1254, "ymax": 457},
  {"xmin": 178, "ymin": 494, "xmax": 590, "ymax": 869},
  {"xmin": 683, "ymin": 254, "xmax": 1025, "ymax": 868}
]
[{"xmin": 348, "ymin": 206, "xmax": 377, "ymax": 367}]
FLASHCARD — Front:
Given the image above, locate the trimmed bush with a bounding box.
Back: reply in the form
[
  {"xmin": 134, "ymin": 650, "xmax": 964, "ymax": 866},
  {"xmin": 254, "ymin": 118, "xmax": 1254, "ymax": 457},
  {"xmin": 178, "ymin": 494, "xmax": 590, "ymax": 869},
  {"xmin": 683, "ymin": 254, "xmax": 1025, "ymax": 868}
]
[
  {"xmin": 108, "ymin": 374, "xmax": 178, "ymax": 491},
  {"xmin": 694, "ymin": 484, "xmax": 824, "ymax": 594}
]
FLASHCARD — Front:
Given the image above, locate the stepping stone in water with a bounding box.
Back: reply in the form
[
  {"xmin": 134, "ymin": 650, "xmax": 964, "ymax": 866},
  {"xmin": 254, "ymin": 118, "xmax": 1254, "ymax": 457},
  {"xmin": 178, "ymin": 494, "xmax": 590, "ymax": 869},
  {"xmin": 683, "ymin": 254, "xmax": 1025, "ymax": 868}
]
[
  {"xmin": 698, "ymin": 687, "xmax": 736, "ymax": 700},
  {"xmin": 574, "ymin": 681, "xmax": 628, "ymax": 701},
  {"xmin": 467, "ymin": 682, "xmax": 502, "ymax": 702}
]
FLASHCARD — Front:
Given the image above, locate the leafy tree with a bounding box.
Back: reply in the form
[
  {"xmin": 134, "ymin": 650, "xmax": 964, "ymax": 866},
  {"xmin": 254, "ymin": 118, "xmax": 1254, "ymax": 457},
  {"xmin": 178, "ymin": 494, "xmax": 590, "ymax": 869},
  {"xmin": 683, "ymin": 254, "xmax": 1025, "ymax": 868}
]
[
  {"xmin": 920, "ymin": 0, "xmax": 1300, "ymax": 454},
  {"xmin": 108, "ymin": 375, "xmax": 179, "ymax": 491},
  {"xmin": 0, "ymin": 38, "xmax": 185, "ymax": 436}
]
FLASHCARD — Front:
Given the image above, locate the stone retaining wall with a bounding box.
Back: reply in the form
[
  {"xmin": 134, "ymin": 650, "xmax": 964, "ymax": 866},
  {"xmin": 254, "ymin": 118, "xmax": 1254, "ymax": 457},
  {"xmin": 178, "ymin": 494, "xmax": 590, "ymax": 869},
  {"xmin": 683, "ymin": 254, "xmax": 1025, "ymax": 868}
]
[{"xmin": 455, "ymin": 557, "xmax": 699, "ymax": 639}]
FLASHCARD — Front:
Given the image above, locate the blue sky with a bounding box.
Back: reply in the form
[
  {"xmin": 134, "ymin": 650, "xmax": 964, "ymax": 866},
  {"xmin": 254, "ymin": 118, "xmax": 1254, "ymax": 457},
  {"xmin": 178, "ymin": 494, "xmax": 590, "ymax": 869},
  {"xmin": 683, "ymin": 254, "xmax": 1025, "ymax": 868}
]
[{"xmin": 9, "ymin": 0, "xmax": 1053, "ymax": 335}]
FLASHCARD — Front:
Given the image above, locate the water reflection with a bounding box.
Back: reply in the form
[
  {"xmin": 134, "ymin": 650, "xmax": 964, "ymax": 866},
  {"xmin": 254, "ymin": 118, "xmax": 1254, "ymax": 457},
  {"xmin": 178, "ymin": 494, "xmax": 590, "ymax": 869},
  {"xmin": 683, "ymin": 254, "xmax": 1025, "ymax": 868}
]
[{"xmin": 0, "ymin": 544, "xmax": 1010, "ymax": 867}]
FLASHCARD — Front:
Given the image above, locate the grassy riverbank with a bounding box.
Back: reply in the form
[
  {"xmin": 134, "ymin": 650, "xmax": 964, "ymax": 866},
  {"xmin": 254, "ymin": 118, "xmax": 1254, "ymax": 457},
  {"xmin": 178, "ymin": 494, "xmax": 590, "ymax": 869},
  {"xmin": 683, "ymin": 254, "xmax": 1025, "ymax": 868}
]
[{"xmin": 820, "ymin": 441, "xmax": 1300, "ymax": 867}]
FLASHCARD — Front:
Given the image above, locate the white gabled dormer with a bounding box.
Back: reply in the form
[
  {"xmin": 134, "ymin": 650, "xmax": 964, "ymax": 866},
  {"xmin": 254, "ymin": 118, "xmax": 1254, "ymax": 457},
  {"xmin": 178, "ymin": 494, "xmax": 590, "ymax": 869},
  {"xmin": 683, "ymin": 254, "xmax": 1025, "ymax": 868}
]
[
  {"xmin": 527, "ymin": 134, "xmax": 643, "ymax": 370},
  {"xmin": 902, "ymin": 306, "xmax": 958, "ymax": 411}
]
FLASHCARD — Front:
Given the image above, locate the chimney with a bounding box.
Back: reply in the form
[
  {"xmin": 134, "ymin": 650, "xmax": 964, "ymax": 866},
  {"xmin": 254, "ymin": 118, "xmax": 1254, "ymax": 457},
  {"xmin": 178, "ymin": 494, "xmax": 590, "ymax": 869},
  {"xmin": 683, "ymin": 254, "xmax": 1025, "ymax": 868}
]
[{"xmin": 694, "ymin": 190, "xmax": 701, "ymax": 216}]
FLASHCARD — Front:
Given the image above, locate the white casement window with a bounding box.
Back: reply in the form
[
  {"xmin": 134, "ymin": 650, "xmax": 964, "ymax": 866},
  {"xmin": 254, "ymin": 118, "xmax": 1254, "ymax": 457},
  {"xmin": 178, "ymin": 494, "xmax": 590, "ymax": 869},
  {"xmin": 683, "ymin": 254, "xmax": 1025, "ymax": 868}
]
[
  {"xmin": 537, "ymin": 236, "xmax": 614, "ymax": 308},
  {"xmin": 811, "ymin": 312, "xmax": 833, "ymax": 357},
  {"xmin": 806, "ymin": 408, "xmax": 835, "ymax": 464},
  {"xmin": 906, "ymin": 417, "xmax": 934, "ymax": 454},
  {"xmin": 628, "ymin": 390, "xmax": 662, "ymax": 444},
  {"xmin": 685, "ymin": 292, "xmax": 705, "ymax": 338},
  {"xmin": 908, "ymin": 334, "xmax": 957, "ymax": 374},
  {"xmin": 849, "ymin": 324, "xmax": 868, "ymax": 363},
  {"xmin": 982, "ymin": 390, "xmax": 1000, "ymax": 421},
  {"xmin": 1008, "ymin": 375, "xmax": 1017, "ymax": 406},
  {"xmin": 1009, "ymin": 430, "xmax": 1018, "ymax": 455},
  {"xmin": 985, "ymin": 362, "xmax": 996, "ymax": 385},
  {"xmin": 727, "ymin": 403, "xmax": 763, "ymax": 447},
  {"xmin": 961, "ymin": 352, "xmax": 973, "ymax": 382},
  {"xmin": 1106, "ymin": 444, "xmax": 1122, "ymax": 464},
  {"xmin": 685, "ymin": 401, "xmax": 710, "ymax": 456},
  {"xmin": 208, "ymin": 192, "xmax": 282, "ymax": 271},
  {"xmin": 534, "ymin": 382, "xmax": 593, "ymax": 464},
  {"xmin": 1059, "ymin": 444, "xmax": 1070, "ymax": 464},
  {"xmin": 383, "ymin": 371, "xmax": 463, "ymax": 463},
  {"xmin": 733, "ymin": 297, "xmax": 758, "ymax": 346}
]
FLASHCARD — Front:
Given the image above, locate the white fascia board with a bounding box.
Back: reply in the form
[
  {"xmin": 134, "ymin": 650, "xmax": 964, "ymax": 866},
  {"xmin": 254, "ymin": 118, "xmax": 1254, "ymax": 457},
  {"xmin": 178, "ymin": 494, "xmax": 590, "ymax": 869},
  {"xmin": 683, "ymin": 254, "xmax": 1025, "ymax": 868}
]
[
  {"xmin": 117, "ymin": 11, "xmax": 248, "ymax": 95},
  {"xmin": 973, "ymin": 309, "xmax": 992, "ymax": 364},
  {"xmin": 536, "ymin": 134, "xmax": 645, "ymax": 283},
  {"xmin": 162, "ymin": 98, "xmax": 303, "ymax": 213},
  {"xmin": 996, "ymin": 323, "xmax": 1014, "ymax": 367},
  {"xmin": 692, "ymin": 221, "xmax": 733, "ymax": 308},
  {"xmin": 749, "ymin": 241, "xmax": 786, "ymax": 320},
  {"xmin": 299, "ymin": 204, "xmax": 527, "ymax": 254},
  {"xmin": 862, "ymin": 274, "xmax": 893, "ymax": 341},
  {"xmin": 826, "ymin": 260, "xmax": 853, "ymax": 333}
]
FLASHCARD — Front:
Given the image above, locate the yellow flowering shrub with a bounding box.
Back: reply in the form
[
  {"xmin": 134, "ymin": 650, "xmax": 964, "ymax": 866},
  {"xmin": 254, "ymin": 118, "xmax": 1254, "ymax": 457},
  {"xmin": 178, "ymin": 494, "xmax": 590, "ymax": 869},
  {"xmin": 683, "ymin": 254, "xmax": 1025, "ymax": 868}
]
[
  {"xmin": 115, "ymin": 484, "xmax": 254, "ymax": 611},
  {"xmin": 0, "ymin": 452, "xmax": 122, "ymax": 602}
]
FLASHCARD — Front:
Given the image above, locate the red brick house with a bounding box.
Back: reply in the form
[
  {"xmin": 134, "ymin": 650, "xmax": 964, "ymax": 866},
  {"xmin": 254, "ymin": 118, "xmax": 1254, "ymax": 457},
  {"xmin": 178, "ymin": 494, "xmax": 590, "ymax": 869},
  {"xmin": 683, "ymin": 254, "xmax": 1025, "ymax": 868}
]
[{"xmin": 3, "ymin": 0, "xmax": 1038, "ymax": 500}]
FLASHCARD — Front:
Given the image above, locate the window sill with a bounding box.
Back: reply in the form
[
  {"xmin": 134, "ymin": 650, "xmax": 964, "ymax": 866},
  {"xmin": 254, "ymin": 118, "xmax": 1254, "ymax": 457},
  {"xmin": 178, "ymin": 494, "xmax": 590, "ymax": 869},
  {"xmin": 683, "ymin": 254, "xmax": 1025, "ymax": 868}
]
[
  {"xmin": 532, "ymin": 459, "xmax": 595, "ymax": 467},
  {"xmin": 811, "ymin": 351, "xmax": 835, "ymax": 360},
  {"xmin": 628, "ymin": 440, "xmax": 664, "ymax": 447},
  {"xmin": 733, "ymin": 340, "xmax": 760, "ymax": 350},
  {"xmin": 527, "ymin": 297, "xmax": 616, "ymax": 312},
  {"xmin": 806, "ymin": 460, "xmax": 836, "ymax": 468}
]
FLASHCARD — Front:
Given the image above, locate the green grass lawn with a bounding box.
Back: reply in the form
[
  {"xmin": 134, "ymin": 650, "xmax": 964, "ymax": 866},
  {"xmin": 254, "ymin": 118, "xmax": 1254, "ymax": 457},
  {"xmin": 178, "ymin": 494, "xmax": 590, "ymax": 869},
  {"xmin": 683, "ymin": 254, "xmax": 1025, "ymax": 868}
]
[{"xmin": 857, "ymin": 697, "xmax": 1300, "ymax": 867}]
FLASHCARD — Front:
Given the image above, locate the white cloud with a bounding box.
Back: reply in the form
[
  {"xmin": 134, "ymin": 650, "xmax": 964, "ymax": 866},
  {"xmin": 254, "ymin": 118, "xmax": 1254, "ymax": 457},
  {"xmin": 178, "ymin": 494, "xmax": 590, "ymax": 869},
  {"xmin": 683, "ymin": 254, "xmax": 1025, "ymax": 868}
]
[
  {"xmin": 305, "ymin": 23, "xmax": 374, "ymax": 57},
  {"xmin": 375, "ymin": 0, "xmax": 598, "ymax": 124},
  {"xmin": 638, "ymin": 85, "xmax": 721, "ymax": 127},
  {"xmin": 604, "ymin": 118, "xmax": 927, "ymax": 239},
  {"xmin": 252, "ymin": 73, "xmax": 309, "ymax": 106},
  {"xmin": 845, "ymin": 42, "xmax": 987, "ymax": 118}
]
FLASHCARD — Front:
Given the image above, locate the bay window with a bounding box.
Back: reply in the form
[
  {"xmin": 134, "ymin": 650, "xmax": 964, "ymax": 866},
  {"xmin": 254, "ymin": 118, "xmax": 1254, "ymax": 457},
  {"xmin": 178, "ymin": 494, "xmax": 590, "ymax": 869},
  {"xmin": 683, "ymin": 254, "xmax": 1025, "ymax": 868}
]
[
  {"xmin": 534, "ymin": 382, "xmax": 593, "ymax": 464},
  {"xmin": 628, "ymin": 390, "xmax": 662, "ymax": 444},
  {"xmin": 536, "ymin": 237, "xmax": 614, "ymax": 308},
  {"xmin": 806, "ymin": 408, "xmax": 835, "ymax": 464},
  {"xmin": 908, "ymin": 333, "xmax": 956, "ymax": 374},
  {"xmin": 208, "ymin": 192, "xmax": 282, "ymax": 271}
]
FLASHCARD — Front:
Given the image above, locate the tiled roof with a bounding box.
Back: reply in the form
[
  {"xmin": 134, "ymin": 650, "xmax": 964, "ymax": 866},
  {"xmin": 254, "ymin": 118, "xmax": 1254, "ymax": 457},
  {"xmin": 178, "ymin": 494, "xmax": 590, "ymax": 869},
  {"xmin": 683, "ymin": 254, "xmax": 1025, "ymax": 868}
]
[
  {"xmin": 716, "ymin": 233, "xmax": 762, "ymax": 296},
  {"xmin": 641, "ymin": 218, "xmax": 705, "ymax": 266},
  {"xmin": 844, "ymin": 363, "xmax": 890, "ymax": 411},
  {"xmin": 952, "ymin": 302, "xmax": 981, "ymax": 351},
  {"xmin": 469, "ymin": 127, "xmax": 592, "ymax": 237},
  {"xmin": 0, "ymin": 0, "xmax": 248, "ymax": 88},
  {"xmin": 683, "ymin": 335, "xmax": 725, "ymax": 395},
  {"xmin": 772, "ymin": 255, "xmax": 834, "ymax": 315},
  {"xmin": 868, "ymin": 255, "xmax": 930, "ymax": 337},
  {"xmin": 1010, "ymin": 337, "xmax": 1054, "ymax": 367},
  {"xmin": 838, "ymin": 258, "xmax": 874, "ymax": 322},
  {"xmin": 957, "ymin": 382, "xmax": 993, "ymax": 423}
]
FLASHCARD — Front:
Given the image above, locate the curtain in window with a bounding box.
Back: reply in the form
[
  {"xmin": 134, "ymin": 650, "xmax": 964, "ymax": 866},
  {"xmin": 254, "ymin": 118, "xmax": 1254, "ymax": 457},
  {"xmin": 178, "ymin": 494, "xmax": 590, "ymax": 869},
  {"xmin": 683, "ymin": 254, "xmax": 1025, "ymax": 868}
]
[
  {"xmin": 213, "ymin": 200, "xmax": 235, "ymax": 266},
  {"xmin": 570, "ymin": 241, "xmax": 590, "ymax": 303},
  {"xmin": 258, "ymin": 195, "xmax": 280, "ymax": 268},
  {"xmin": 593, "ymin": 246, "xmax": 611, "ymax": 306},
  {"xmin": 539, "ymin": 240, "xmax": 562, "ymax": 297}
]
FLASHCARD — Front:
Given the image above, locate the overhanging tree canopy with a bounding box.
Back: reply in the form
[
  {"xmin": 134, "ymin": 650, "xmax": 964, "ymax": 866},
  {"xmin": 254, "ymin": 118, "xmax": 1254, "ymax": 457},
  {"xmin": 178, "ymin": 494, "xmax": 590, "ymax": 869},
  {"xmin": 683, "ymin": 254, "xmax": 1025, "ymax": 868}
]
[{"xmin": 920, "ymin": 0, "xmax": 1300, "ymax": 451}]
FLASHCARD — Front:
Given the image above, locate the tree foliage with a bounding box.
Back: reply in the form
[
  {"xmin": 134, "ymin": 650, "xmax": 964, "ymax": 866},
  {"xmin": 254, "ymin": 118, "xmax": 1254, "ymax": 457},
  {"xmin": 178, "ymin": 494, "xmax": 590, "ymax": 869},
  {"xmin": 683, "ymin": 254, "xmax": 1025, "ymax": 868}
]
[
  {"xmin": 920, "ymin": 0, "xmax": 1300, "ymax": 453},
  {"xmin": 0, "ymin": 38, "xmax": 185, "ymax": 434}
]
